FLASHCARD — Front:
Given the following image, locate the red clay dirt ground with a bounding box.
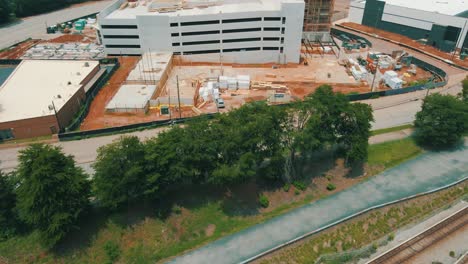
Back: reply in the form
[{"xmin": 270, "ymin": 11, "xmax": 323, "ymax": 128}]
[
  {"xmin": 340, "ymin": 22, "xmax": 468, "ymax": 68},
  {"xmin": 46, "ymin": 34, "xmax": 94, "ymax": 43},
  {"xmin": 0, "ymin": 39, "xmax": 41, "ymax": 59},
  {"xmin": 80, "ymin": 56, "xmax": 196, "ymax": 131}
]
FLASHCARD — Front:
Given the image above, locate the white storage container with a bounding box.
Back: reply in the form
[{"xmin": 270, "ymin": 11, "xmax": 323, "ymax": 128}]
[{"xmin": 388, "ymin": 77, "xmax": 403, "ymax": 89}]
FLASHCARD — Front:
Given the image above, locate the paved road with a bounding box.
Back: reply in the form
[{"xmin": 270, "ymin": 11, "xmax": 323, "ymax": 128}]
[
  {"xmin": 0, "ymin": 0, "xmax": 112, "ymax": 49},
  {"xmin": 369, "ymin": 80, "xmax": 463, "ymax": 130},
  {"xmin": 167, "ymin": 140, "xmax": 468, "ymax": 264},
  {"xmin": 0, "ymin": 80, "xmax": 463, "ymax": 174},
  {"xmin": 0, "ymin": 127, "xmax": 168, "ymax": 174}
]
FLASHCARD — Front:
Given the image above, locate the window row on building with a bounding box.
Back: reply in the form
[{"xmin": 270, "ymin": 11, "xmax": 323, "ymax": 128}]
[
  {"xmin": 169, "ymin": 17, "xmax": 286, "ymax": 27},
  {"xmin": 171, "ymin": 37, "xmax": 284, "ymax": 46},
  {"xmin": 176, "ymin": 46, "xmax": 284, "ymax": 55}
]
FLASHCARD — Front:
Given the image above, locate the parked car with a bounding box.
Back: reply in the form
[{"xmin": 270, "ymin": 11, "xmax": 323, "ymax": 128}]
[{"xmin": 216, "ymin": 98, "xmax": 225, "ymax": 108}]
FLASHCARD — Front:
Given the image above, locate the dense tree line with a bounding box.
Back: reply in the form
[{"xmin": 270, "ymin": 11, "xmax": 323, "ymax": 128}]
[
  {"xmin": 0, "ymin": 0, "xmax": 92, "ymax": 24},
  {"xmin": 0, "ymin": 85, "xmax": 374, "ymax": 248},
  {"xmin": 95, "ymin": 85, "xmax": 373, "ymax": 208}
]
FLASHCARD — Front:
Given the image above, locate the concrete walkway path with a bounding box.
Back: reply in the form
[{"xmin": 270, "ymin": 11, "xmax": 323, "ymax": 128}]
[
  {"xmin": 368, "ymin": 128, "xmax": 413, "ymax": 144},
  {"xmin": 168, "ymin": 141, "xmax": 468, "ymax": 264}
]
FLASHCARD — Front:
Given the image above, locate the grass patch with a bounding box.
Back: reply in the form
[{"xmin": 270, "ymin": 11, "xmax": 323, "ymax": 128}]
[
  {"xmin": 367, "ymin": 138, "xmax": 422, "ymax": 169},
  {"xmin": 0, "ymin": 139, "xmax": 425, "ymax": 263},
  {"xmin": 371, "ymin": 124, "xmax": 414, "ymax": 136},
  {"xmin": 259, "ymin": 183, "xmax": 468, "ymax": 264},
  {"xmin": 0, "ymin": 135, "xmax": 53, "ymax": 145}
]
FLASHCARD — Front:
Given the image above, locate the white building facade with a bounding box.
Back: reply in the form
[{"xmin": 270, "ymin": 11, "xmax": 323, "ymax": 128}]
[{"xmin": 97, "ymin": 0, "xmax": 305, "ymax": 64}]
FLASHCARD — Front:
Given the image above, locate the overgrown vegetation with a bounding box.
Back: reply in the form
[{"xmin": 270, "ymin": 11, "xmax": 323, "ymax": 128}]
[
  {"xmin": 259, "ymin": 195, "xmax": 270, "ymax": 208},
  {"xmin": 259, "ymin": 183, "xmax": 467, "ymax": 264}
]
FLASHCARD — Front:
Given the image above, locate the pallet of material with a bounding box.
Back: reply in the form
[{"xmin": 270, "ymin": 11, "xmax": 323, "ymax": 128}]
[
  {"xmin": 119, "ymin": 2, "xmax": 128, "ymax": 9},
  {"xmin": 251, "ymin": 81, "xmax": 286, "ymax": 90}
]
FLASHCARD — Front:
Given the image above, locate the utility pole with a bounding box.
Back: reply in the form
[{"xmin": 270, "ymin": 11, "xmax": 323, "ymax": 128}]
[
  {"xmin": 176, "ymin": 75, "xmax": 182, "ymax": 119},
  {"xmin": 370, "ymin": 56, "xmax": 380, "ymax": 91},
  {"xmin": 168, "ymin": 85, "xmax": 172, "ymax": 121}
]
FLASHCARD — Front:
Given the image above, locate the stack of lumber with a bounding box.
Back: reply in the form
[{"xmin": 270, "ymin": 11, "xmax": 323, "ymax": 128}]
[{"xmin": 251, "ymin": 81, "xmax": 287, "ymax": 90}]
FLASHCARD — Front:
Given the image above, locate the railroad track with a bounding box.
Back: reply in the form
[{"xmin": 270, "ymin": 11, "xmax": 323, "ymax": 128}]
[{"xmin": 367, "ymin": 206, "xmax": 468, "ymax": 264}]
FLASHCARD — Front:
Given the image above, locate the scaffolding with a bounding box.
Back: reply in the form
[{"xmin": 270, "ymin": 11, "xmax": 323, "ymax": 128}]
[{"xmin": 303, "ymin": 0, "xmax": 335, "ymax": 32}]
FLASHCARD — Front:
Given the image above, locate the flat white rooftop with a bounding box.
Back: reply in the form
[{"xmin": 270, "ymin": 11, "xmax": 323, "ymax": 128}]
[
  {"xmin": 0, "ymin": 60, "xmax": 99, "ymax": 123},
  {"xmin": 106, "ymin": 84, "xmax": 157, "ymax": 110},
  {"xmin": 127, "ymin": 52, "xmax": 172, "ymax": 82},
  {"xmin": 104, "ymin": 0, "xmax": 297, "ymax": 19},
  {"xmin": 359, "ymin": 0, "xmax": 468, "ymax": 17}
]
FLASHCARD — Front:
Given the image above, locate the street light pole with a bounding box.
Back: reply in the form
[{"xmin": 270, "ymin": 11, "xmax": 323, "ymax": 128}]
[{"xmin": 176, "ymin": 75, "xmax": 182, "ymax": 119}]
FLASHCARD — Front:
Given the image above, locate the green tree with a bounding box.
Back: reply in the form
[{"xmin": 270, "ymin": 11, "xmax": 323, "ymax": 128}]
[
  {"xmin": 414, "ymin": 94, "xmax": 468, "ymax": 149},
  {"xmin": 0, "ymin": 169, "xmax": 18, "ymax": 239},
  {"xmin": 210, "ymin": 102, "xmax": 287, "ymax": 184},
  {"xmin": 16, "ymin": 143, "xmax": 90, "ymax": 248},
  {"xmin": 461, "ymin": 77, "xmax": 468, "ymax": 103},
  {"xmin": 15, "ymin": 0, "xmax": 73, "ymax": 17},
  {"xmin": 93, "ymin": 136, "xmax": 148, "ymax": 209},
  {"xmin": 0, "ymin": 0, "xmax": 15, "ymax": 24},
  {"xmin": 337, "ymin": 103, "xmax": 374, "ymax": 164}
]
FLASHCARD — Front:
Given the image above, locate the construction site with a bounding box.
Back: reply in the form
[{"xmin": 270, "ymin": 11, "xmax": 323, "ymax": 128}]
[
  {"xmin": 339, "ymin": 22, "xmax": 468, "ymax": 69},
  {"xmin": 304, "ymin": 0, "xmax": 335, "ymax": 32},
  {"xmin": 0, "ymin": 0, "xmax": 444, "ymax": 135}
]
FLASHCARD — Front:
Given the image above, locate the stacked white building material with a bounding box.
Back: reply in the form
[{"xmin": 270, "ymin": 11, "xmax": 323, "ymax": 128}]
[
  {"xmin": 218, "ymin": 75, "xmax": 251, "ymax": 90},
  {"xmin": 237, "ymin": 75, "xmax": 251, "ymax": 89},
  {"xmin": 383, "ymin": 70, "xmax": 403, "ymax": 89},
  {"xmin": 199, "ymin": 81, "xmax": 220, "ymax": 101},
  {"xmin": 351, "ymin": 65, "xmax": 367, "ymax": 81},
  {"xmin": 387, "ymin": 77, "xmax": 403, "ymax": 89},
  {"xmin": 383, "ymin": 71, "xmax": 398, "ymax": 83}
]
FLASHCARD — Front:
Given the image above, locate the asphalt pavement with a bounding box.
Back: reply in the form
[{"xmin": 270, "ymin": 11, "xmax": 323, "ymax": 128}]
[{"xmin": 0, "ymin": 0, "xmax": 112, "ymax": 49}]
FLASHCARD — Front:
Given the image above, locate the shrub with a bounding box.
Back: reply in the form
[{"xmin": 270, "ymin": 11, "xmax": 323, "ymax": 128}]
[
  {"xmin": 293, "ymin": 181, "xmax": 306, "ymax": 191},
  {"xmin": 388, "ymin": 233, "xmax": 395, "ymax": 241},
  {"xmin": 283, "ymin": 184, "xmax": 290, "ymax": 192},
  {"xmin": 326, "ymin": 183, "xmax": 336, "ymax": 191},
  {"xmin": 104, "ymin": 241, "xmax": 121, "ymax": 264},
  {"xmin": 259, "ymin": 195, "xmax": 269, "ymax": 208},
  {"xmin": 294, "ymin": 190, "xmax": 300, "ymax": 196},
  {"xmin": 172, "ymin": 205, "xmax": 182, "ymax": 215},
  {"xmin": 449, "ymin": 251, "xmax": 455, "ymax": 258},
  {"xmin": 326, "ymin": 175, "xmax": 333, "ymax": 181}
]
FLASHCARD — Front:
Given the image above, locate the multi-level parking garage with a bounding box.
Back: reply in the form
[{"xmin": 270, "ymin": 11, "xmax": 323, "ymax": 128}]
[{"xmin": 97, "ymin": 0, "xmax": 305, "ymax": 64}]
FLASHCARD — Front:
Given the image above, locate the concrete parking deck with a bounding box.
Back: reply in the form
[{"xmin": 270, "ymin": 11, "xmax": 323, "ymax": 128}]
[{"xmin": 168, "ymin": 141, "xmax": 468, "ymax": 264}]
